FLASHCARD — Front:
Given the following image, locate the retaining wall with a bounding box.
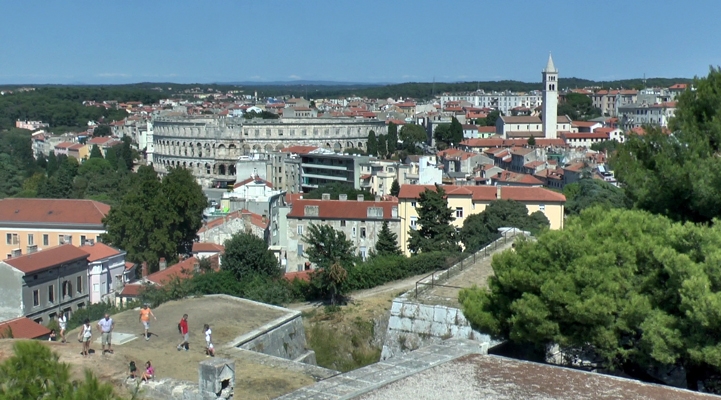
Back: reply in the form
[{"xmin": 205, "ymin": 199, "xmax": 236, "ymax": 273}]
[{"xmin": 230, "ymin": 312, "xmax": 312, "ymax": 362}]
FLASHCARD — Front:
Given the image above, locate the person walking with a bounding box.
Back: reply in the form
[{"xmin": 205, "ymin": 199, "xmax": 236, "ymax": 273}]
[
  {"xmin": 177, "ymin": 314, "xmax": 189, "ymax": 351},
  {"xmin": 139, "ymin": 304, "xmax": 156, "ymax": 341},
  {"xmin": 58, "ymin": 312, "xmax": 67, "ymax": 343},
  {"xmin": 81, "ymin": 319, "xmax": 92, "ymax": 357},
  {"xmin": 97, "ymin": 313, "xmax": 115, "ymax": 355},
  {"xmin": 204, "ymin": 324, "xmax": 215, "ymax": 357}
]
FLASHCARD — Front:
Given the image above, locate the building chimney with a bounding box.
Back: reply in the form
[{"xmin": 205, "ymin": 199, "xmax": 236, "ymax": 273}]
[
  {"xmin": 141, "ymin": 262, "xmax": 148, "ymax": 278},
  {"xmin": 497, "ymin": 172, "xmax": 502, "ymax": 178},
  {"xmin": 159, "ymin": 257, "xmax": 167, "ymax": 271},
  {"xmin": 339, "ymin": 194, "xmax": 347, "ymax": 201},
  {"xmin": 496, "ymin": 185, "xmax": 502, "ymax": 199},
  {"xmin": 357, "ymin": 194, "xmax": 364, "ymax": 202},
  {"xmin": 321, "ymin": 193, "xmax": 330, "ymax": 200}
]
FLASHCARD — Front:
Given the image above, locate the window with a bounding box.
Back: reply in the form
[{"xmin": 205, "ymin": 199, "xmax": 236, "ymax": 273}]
[
  {"xmin": 340, "ymin": 220, "xmax": 346, "ymax": 227},
  {"xmin": 48, "ymin": 284, "xmax": 55, "ymax": 304},
  {"xmin": 539, "ymin": 204, "xmax": 546, "ymax": 212},
  {"xmin": 410, "ymin": 216, "xmax": 418, "ymax": 230},
  {"xmin": 297, "ymin": 244, "xmax": 304, "ymax": 257},
  {"xmin": 411, "ymin": 201, "xmax": 417, "ymax": 208},
  {"xmin": 297, "ymin": 225, "xmax": 304, "ymax": 235},
  {"xmin": 455, "ymin": 207, "xmax": 464, "ymax": 219},
  {"xmin": 27, "ymin": 234, "xmax": 34, "ymax": 246},
  {"xmin": 58, "ymin": 235, "xmax": 65, "ymax": 245},
  {"xmin": 6, "ymin": 233, "xmax": 18, "ymax": 245},
  {"xmin": 352, "ymin": 227, "xmax": 357, "ymax": 237},
  {"xmin": 360, "ymin": 227, "xmax": 367, "ymax": 239},
  {"xmin": 33, "ymin": 290, "xmax": 39, "ymax": 306},
  {"xmin": 93, "ymin": 283, "xmax": 100, "ymax": 293},
  {"xmin": 76, "ymin": 276, "xmax": 82, "ymax": 294},
  {"xmin": 43, "ymin": 234, "xmax": 49, "ymax": 246},
  {"xmin": 278, "ymin": 129, "xmax": 284, "ymax": 136},
  {"xmin": 80, "ymin": 235, "xmax": 86, "ymax": 245}
]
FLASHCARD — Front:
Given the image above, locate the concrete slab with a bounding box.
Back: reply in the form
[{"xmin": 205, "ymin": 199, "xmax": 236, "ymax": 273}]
[{"xmin": 93, "ymin": 332, "xmax": 138, "ymax": 346}]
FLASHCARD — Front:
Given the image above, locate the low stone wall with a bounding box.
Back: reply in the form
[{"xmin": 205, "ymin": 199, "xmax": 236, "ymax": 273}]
[{"xmin": 230, "ymin": 312, "xmax": 313, "ymax": 362}]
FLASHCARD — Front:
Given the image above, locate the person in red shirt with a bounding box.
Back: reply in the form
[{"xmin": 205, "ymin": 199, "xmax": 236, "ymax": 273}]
[{"xmin": 176, "ymin": 314, "xmax": 189, "ymax": 351}]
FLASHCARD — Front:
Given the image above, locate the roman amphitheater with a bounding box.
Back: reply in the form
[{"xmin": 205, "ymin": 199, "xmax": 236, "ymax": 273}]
[{"xmin": 151, "ymin": 115, "xmax": 387, "ymax": 186}]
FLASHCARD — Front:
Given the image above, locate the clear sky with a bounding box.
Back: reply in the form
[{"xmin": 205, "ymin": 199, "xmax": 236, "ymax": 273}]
[{"xmin": 1, "ymin": 0, "xmax": 718, "ymax": 85}]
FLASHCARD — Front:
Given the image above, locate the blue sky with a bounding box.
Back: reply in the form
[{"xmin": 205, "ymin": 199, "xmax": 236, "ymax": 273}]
[{"xmin": 1, "ymin": 0, "xmax": 718, "ymax": 85}]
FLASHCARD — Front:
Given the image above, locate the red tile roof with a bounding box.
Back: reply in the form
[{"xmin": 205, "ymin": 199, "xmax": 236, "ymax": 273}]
[
  {"xmin": 477, "ymin": 126, "xmax": 496, "ymax": 133},
  {"xmin": 284, "ymin": 270, "xmax": 313, "ymax": 282},
  {"xmin": 287, "ymin": 199, "xmax": 399, "ymax": 220},
  {"xmin": 280, "ymin": 145, "xmax": 319, "ymax": 155},
  {"xmin": 119, "ymin": 284, "xmax": 142, "ymax": 297},
  {"xmin": 0, "ymin": 198, "xmax": 109, "ymax": 225},
  {"xmin": 562, "ymin": 132, "xmax": 610, "ymax": 140},
  {"xmin": 491, "ymin": 171, "xmax": 544, "ymax": 185},
  {"xmin": 461, "ymin": 138, "xmax": 567, "ymax": 148},
  {"xmin": 54, "ymin": 142, "xmax": 74, "ymax": 149},
  {"xmin": 571, "ymin": 121, "xmax": 599, "ymax": 128},
  {"xmin": 87, "ymin": 136, "xmax": 114, "ymax": 145},
  {"xmin": 80, "ymin": 242, "xmax": 121, "ymax": 262},
  {"xmin": 397, "ymin": 185, "xmax": 565, "ymax": 202},
  {"xmin": 146, "ymin": 255, "xmax": 220, "ymax": 285},
  {"xmin": 4, "ymin": 244, "xmax": 89, "ymax": 274},
  {"xmin": 192, "ymin": 243, "xmax": 225, "ymax": 253},
  {"xmin": 0, "ymin": 317, "xmax": 51, "ymax": 339},
  {"xmin": 233, "ymin": 177, "xmax": 273, "ymax": 189}
]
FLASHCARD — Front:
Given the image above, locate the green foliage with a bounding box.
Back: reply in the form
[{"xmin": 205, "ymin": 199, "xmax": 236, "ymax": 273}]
[
  {"xmin": 102, "ymin": 166, "xmax": 190, "ymax": 269},
  {"xmin": 223, "ymin": 231, "xmax": 281, "ymax": 280},
  {"xmin": 478, "ymin": 110, "xmax": 502, "ymax": 127},
  {"xmin": 387, "ymin": 122, "xmax": 398, "ymax": 154},
  {"xmin": 398, "ymin": 124, "xmax": 427, "ymax": 153},
  {"xmin": 377, "ymin": 134, "xmax": 388, "ymax": 158},
  {"xmin": 460, "ymin": 207, "xmax": 721, "ymax": 390},
  {"xmin": 0, "ymin": 341, "xmax": 119, "ymax": 399},
  {"xmin": 303, "ymin": 224, "xmax": 357, "ymax": 303},
  {"xmin": 590, "ymin": 140, "xmax": 618, "ymax": 153},
  {"xmin": 161, "ymin": 167, "xmax": 207, "ymax": 255},
  {"xmin": 346, "ymin": 252, "xmax": 458, "ymax": 291},
  {"xmin": 92, "ymin": 125, "xmax": 111, "ymax": 137},
  {"xmin": 460, "ymin": 200, "xmax": 549, "ymax": 252},
  {"xmin": 89, "ymin": 144, "xmax": 104, "ymax": 159},
  {"xmin": 527, "ymin": 135, "xmax": 536, "ymax": 146},
  {"xmin": 408, "ymin": 185, "xmax": 460, "ymax": 254},
  {"xmin": 613, "ymin": 68, "xmax": 721, "ymax": 223},
  {"xmin": 67, "ymin": 301, "xmax": 138, "ymax": 331},
  {"xmin": 307, "ymin": 311, "xmax": 381, "ymax": 372},
  {"xmin": 557, "ymin": 92, "xmax": 601, "ymax": 120},
  {"xmin": 37, "ymin": 155, "xmax": 79, "ymax": 199},
  {"xmin": 433, "ymin": 123, "xmax": 452, "ymax": 149},
  {"xmin": 374, "ymin": 221, "xmax": 401, "ymax": 256},
  {"xmin": 390, "ymin": 179, "xmax": 400, "ymax": 197},
  {"xmin": 449, "ymin": 117, "xmax": 464, "ymax": 145},
  {"xmin": 304, "ymin": 182, "xmax": 371, "ymax": 201},
  {"xmin": 0, "ymin": 153, "xmax": 24, "ymax": 198},
  {"xmin": 367, "ymin": 130, "xmax": 377, "ymax": 156},
  {"xmin": 563, "ymin": 178, "xmax": 631, "ymax": 216},
  {"xmin": 243, "ymin": 110, "xmax": 280, "ymax": 119}
]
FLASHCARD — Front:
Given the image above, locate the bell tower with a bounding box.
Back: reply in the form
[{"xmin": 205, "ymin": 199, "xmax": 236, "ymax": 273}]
[{"xmin": 542, "ymin": 53, "xmax": 558, "ymax": 139}]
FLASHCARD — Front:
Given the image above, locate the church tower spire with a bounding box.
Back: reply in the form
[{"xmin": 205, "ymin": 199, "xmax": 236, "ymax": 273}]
[{"xmin": 542, "ymin": 53, "xmax": 558, "ymax": 139}]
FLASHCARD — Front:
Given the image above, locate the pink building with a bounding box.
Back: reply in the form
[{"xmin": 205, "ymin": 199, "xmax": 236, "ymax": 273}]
[{"xmin": 80, "ymin": 242, "xmax": 132, "ymax": 304}]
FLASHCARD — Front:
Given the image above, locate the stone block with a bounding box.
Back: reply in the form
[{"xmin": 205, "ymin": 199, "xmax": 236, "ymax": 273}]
[
  {"xmin": 388, "ymin": 315, "xmax": 401, "ymax": 330},
  {"xmin": 411, "ymin": 318, "xmax": 431, "ymax": 334},
  {"xmin": 390, "ymin": 301, "xmax": 403, "ymax": 316},
  {"xmin": 444, "ymin": 308, "xmax": 458, "ymax": 325},
  {"xmin": 456, "ymin": 311, "xmax": 469, "ymax": 325},
  {"xmin": 449, "ymin": 325, "xmax": 459, "ymax": 337},
  {"xmin": 401, "ymin": 302, "xmax": 418, "ymax": 318},
  {"xmin": 433, "ymin": 306, "xmax": 448, "ymax": 323},
  {"xmin": 457, "ymin": 326, "xmax": 472, "ymax": 339},
  {"xmin": 198, "ymin": 358, "xmax": 235, "ymax": 396},
  {"xmin": 417, "ymin": 305, "xmax": 434, "ymax": 322},
  {"xmin": 430, "ymin": 322, "xmax": 450, "ymax": 337},
  {"xmin": 399, "ymin": 317, "xmax": 413, "ymax": 332}
]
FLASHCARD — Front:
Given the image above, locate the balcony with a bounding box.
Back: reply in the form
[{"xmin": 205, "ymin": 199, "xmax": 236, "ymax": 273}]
[
  {"xmin": 301, "ymin": 173, "xmax": 349, "ymax": 182},
  {"xmin": 300, "ymin": 163, "xmax": 348, "ymax": 171}
]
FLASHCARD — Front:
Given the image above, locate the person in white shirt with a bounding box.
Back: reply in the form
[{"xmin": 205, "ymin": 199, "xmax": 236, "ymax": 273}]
[
  {"xmin": 58, "ymin": 312, "xmax": 67, "ymax": 343},
  {"xmin": 97, "ymin": 313, "xmax": 115, "ymax": 355},
  {"xmin": 81, "ymin": 319, "xmax": 92, "ymax": 357},
  {"xmin": 204, "ymin": 324, "xmax": 214, "ymax": 357}
]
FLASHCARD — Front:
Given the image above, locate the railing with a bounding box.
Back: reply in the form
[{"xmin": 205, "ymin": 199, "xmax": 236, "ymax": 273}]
[{"xmin": 413, "ymin": 229, "xmax": 528, "ymax": 298}]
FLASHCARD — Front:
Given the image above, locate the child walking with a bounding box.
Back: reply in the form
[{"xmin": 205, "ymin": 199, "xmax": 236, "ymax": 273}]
[{"xmin": 204, "ymin": 324, "xmax": 215, "ymax": 357}]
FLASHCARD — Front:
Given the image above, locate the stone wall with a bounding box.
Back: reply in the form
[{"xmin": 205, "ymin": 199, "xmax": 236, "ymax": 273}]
[{"xmin": 232, "ymin": 311, "xmax": 313, "ymax": 362}]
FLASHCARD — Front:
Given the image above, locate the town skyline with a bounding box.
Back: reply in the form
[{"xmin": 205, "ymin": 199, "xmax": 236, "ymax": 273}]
[{"xmin": 1, "ymin": 0, "xmax": 719, "ymax": 85}]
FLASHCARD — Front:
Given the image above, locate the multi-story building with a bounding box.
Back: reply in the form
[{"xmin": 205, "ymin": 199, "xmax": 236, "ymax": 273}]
[
  {"xmin": 80, "ymin": 242, "xmax": 131, "ymax": 304},
  {"xmin": 221, "ymin": 175, "xmax": 286, "ymax": 247},
  {"xmin": 298, "ymin": 153, "xmax": 369, "ymax": 192},
  {"xmin": 284, "ymin": 195, "xmax": 400, "ymax": 272},
  {"xmin": 618, "ymin": 102, "xmax": 676, "ymax": 131},
  {"xmin": 440, "ymin": 91, "xmax": 543, "ymax": 116},
  {"xmin": 151, "ymin": 115, "xmax": 386, "ymax": 187},
  {"xmin": 0, "ymin": 198, "xmax": 109, "ymax": 260},
  {"xmin": 0, "ymin": 244, "xmax": 90, "ymax": 324},
  {"xmin": 359, "ymin": 160, "xmax": 400, "ymax": 196},
  {"xmin": 397, "ymin": 185, "xmax": 565, "ymax": 255}
]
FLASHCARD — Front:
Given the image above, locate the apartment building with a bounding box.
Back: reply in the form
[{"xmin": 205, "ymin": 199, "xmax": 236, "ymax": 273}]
[
  {"xmin": 0, "ymin": 198, "xmax": 110, "ymax": 259},
  {"xmin": 0, "ymin": 244, "xmax": 90, "ymax": 324},
  {"xmin": 397, "ymin": 185, "xmax": 565, "ymax": 255}
]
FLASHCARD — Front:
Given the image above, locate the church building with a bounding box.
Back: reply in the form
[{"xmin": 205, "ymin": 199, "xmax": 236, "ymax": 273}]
[{"xmin": 496, "ymin": 54, "xmax": 571, "ymax": 139}]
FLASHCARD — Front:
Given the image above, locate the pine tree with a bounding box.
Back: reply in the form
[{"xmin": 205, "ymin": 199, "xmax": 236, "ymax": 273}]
[
  {"xmin": 375, "ymin": 221, "xmax": 401, "ymax": 256},
  {"xmin": 46, "ymin": 152, "xmax": 58, "ymax": 177},
  {"xmin": 527, "ymin": 135, "xmax": 536, "ymax": 146},
  {"xmin": 390, "ymin": 179, "xmax": 400, "ymax": 197},
  {"xmin": 408, "ymin": 184, "xmax": 460, "ymax": 253},
  {"xmin": 367, "ymin": 130, "xmax": 378, "ymax": 156},
  {"xmin": 387, "ymin": 122, "xmax": 398, "ymax": 155},
  {"xmin": 105, "ymin": 146, "xmax": 119, "ymax": 170},
  {"xmin": 89, "ymin": 144, "xmax": 104, "ymax": 159},
  {"xmin": 377, "ymin": 134, "xmax": 388, "ymax": 158}
]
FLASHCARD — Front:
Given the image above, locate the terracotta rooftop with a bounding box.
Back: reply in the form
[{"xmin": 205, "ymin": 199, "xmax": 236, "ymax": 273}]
[
  {"xmin": 283, "ymin": 270, "xmax": 313, "ymax": 282},
  {"xmin": 146, "ymin": 255, "xmax": 219, "ymax": 286},
  {"xmin": 461, "ymin": 138, "xmax": 567, "ymax": 148},
  {"xmin": 192, "ymin": 243, "xmax": 225, "ymax": 253},
  {"xmin": 280, "ymin": 145, "xmax": 319, "ymax": 155},
  {"xmin": 0, "ymin": 317, "xmax": 51, "ymax": 339},
  {"xmin": 287, "ymin": 199, "xmax": 399, "ymax": 220},
  {"xmin": 397, "ymin": 185, "xmax": 565, "ymax": 203},
  {"xmin": 233, "ymin": 176, "xmax": 273, "ymax": 189},
  {"xmin": 4, "ymin": 244, "xmax": 89, "ymax": 274},
  {"xmin": 79, "ymin": 242, "xmax": 122, "ymax": 262},
  {"xmin": 0, "ymin": 198, "xmax": 110, "ymax": 226},
  {"xmin": 491, "ymin": 171, "xmax": 544, "ymax": 185}
]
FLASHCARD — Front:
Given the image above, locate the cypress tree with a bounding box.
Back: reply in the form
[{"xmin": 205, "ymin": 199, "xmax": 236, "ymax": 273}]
[
  {"xmin": 367, "ymin": 130, "xmax": 378, "ymax": 156},
  {"xmin": 387, "ymin": 122, "xmax": 398, "ymax": 155}
]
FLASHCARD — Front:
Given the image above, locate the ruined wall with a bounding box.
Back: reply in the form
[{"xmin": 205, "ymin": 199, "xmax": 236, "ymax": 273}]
[{"xmin": 234, "ymin": 313, "xmax": 314, "ymax": 363}]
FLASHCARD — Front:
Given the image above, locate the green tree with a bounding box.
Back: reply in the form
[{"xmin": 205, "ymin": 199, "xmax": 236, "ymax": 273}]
[
  {"xmin": 105, "ymin": 146, "xmax": 119, "ymax": 170},
  {"xmin": 590, "ymin": 140, "xmax": 618, "ymax": 153},
  {"xmin": 0, "ymin": 154, "xmax": 24, "ymax": 198},
  {"xmin": 408, "ymin": 185, "xmax": 460, "ymax": 253},
  {"xmin": 390, "ymin": 179, "xmax": 400, "ymax": 197},
  {"xmin": 459, "ymin": 207, "xmax": 721, "ymax": 392},
  {"xmin": 46, "ymin": 151, "xmax": 58, "ymax": 177},
  {"xmin": 92, "ymin": 125, "xmax": 111, "ymax": 137},
  {"xmin": 563, "ymin": 178, "xmax": 631, "ymax": 216},
  {"xmin": 367, "ymin": 130, "xmax": 378, "ymax": 156},
  {"xmin": 119, "ymin": 137, "xmax": 134, "ymax": 170},
  {"xmin": 305, "ymin": 182, "xmax": 370, "ymax": 201},
  {"xmin": 482, "ymin": 110, "xmax": 502, "ymax": 127},
  {"xmin": 223, "ymin": 231, "xmax": 280, "ymax": 280},
  {"xmin": 433, "ymin": 123, "xmax": 452, "ymax": 150},
  {"xmin": 15, "ymin": 172, "xmax": 46, "ymax": 198},
  {"xmin": 387, "ymin": 122, "xmax": 398, "ymax": 155},
  {"xmin": 102, "ymin": 166, "xmax": 176, "ymax": 269},
  {"xmin": 0, "ymin": 341, "xmax": 118, "ymax": 399},
  {"xmin": 459, "ymin": 200, "xmax": 548, "ymax": 252},
  {"xmin": 527, "ymin": 135, "xmax": 536, "ymax": 146},
  {"xmin": 557, "ymin": 92, "xmax": 601, "ymax": 120},
  {"xmin": 374, "ymin": 221, "xmax": 401, "ymax": 256},
  {"xmin": 38, "ymin": 155, "xmax": 79, "ymax": 199},
  {"xmin": 302, "ymin": 223, "xmax": 356, "ymax": 304},
  {"xmin": 89, "ymin": 144, "xmax": 104, "ymax": 159},
  {"xmin": 161, "ymin": 167, "xmax": 207, "ymax": 255},
  {"xmin": 377, "ymin": 134, "xmax": 388, "ymax": 158},
  {"xmin": 399, "ymin": 124, "xmax": 427, "ymax": 153},
  {"xmin": 449, "ymin": 117, "xmax": 463, "ymax": 146}
]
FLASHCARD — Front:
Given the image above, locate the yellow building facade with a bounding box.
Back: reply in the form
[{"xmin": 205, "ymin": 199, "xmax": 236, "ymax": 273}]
[{"xmin": 397, "ymin": 185, "xmax": 565, "ymax": 255}]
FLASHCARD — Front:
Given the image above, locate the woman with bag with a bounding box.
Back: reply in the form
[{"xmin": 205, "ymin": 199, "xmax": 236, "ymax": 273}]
[{"xmin": 80, "ymin": 319, "xmax": 92, "ymax": 357}]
